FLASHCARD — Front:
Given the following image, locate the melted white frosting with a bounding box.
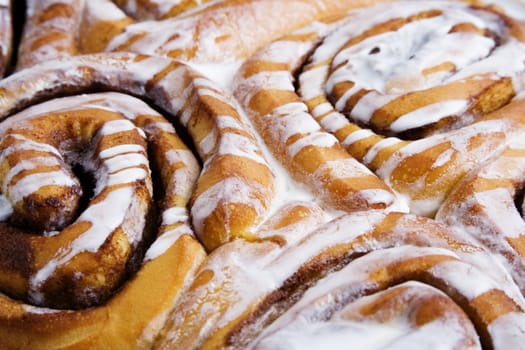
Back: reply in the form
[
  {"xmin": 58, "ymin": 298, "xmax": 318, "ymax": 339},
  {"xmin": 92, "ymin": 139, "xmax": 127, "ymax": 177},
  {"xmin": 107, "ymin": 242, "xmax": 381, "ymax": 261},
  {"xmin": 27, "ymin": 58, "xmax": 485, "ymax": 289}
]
[
  {"xmin": 192, "ymin": 62, "xmax": 346, "ymax": 222},
  {"xmin": 0, "ymin": 194, "xmax": 12, "ymax": 220},
  {"xmin": 29, "ymin": 186, "xmax": 137, "ymax": 303},
  {"xmin": 250, "ymin": 245, "xmax": 525, "ymax": 349},
  {"xmin": 187, "ymin": 62, "xmax": 242, "ymax": 94},
  {"xmin": 477, "ymin": 0, "xmax": 525, "ymax": 20},
  {"xmin": 85, "ymin": 0, "xmax": 128, "ymax": 21},
  {"xmin": 253, "ymin": 320, "xmax": 414, "ymax": 350}
]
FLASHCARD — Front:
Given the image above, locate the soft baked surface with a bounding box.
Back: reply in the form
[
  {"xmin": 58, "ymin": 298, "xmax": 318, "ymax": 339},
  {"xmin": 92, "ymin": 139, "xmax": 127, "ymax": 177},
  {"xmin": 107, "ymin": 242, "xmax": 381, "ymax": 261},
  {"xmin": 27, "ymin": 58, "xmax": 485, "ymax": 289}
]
[{"xmin": 1, "ymin": 0, "xmax": 525, "ymax": 349}]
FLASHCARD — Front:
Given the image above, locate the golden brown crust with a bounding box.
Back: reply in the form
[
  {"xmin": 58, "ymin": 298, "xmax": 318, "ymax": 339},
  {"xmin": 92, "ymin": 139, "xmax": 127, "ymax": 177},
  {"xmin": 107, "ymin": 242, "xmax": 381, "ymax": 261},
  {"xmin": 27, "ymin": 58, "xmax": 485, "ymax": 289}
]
[
  {"xmin": 0, "ymin": 234, "xmax": 205, "ymax": 350},
  {"xmin": 154, "ymin": 210, "xmax": 525, "ymax": 349},
  {"xmin": 0, "ymin": 90, "xmax": 208, "ymax": 348},
  {"xmin": 5, "ymin": 1, "xmax": 525, "ymax": 349}
]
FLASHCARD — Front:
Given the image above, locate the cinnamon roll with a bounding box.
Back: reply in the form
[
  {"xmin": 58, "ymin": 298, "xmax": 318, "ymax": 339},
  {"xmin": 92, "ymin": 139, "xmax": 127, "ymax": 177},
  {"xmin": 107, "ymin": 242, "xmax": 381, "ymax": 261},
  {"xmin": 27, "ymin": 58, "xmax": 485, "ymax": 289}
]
[
  {"xmin": 155, "ymin": 210, "xmax": 525, "ymax": 349},
  {"xmin": 249, "ymin": 246, "xmax": 523, "ymax": 350},
  {"xmin": 3, "ymin": 0, "xmax": 525, "ymax": 348},
  {"xmin": 0, "ymin": 91, "xmax": 206, "ymax": 349},
  {"xmin": 234, "ymin": 1, "xmax": 525, "ymax": 217}
]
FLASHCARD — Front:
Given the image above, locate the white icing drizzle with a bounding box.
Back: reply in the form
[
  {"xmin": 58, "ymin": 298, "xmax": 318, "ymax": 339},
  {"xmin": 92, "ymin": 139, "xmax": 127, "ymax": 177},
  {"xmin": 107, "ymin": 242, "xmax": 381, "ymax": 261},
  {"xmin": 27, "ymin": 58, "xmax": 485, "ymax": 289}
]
[
  {"xmin": 252, "ymin": 320, "xmax": 416, "ymax": 350},
  {"xmin": 489, "ymin": 312, "xmax": 525, "ymax": 349},
  {"xmin": 112, "ymin": 0, "xmax": 207, "ymax": 20},
  {"xmin": 0, "ymin": 91, "xmax": 200, "ymax": 310},
  {"xmin": 198, "ymin": 125, "xmax": 218, "ymax": 157},
  {"xmin": 434, "ymin": 134, "xmax": 525, "ymax": 295},
  {"xmin": 341, "ymin": 129, "xmax": 375, "ymax": 148},
  {"xmin": 0, "ymin": 133, "xmax": 81, "ymax": 211},
  {"xmin": 317, "ymin": 111, "xmax": 349, "ymax": 133},
  {"xmin": 252, "ymin": 245, "xmax": 525, "ymax": 349},
  {"xmin": 84, "ymin": 0, "xmax": 128, "ymax": 22},
  {"xmin": 362, "ymin": 137, "xmax": 403, "ymax": 166},
  {"xmin": 0, "ymin": 54, "xmax": 280, "ymax": 252},
  {"xmin": 430, "ymin": 259, "xmax": 501, "ymax": 299},
  {"xmin": 476, "ymin": 0, "xmax": 525, "ymax": 20},
  {"xmin": 474, "ymin": 188, "xmax": 525, "ymax": 239},
  {"xmin": 165, "ymin": 66, "xmax": 279, "ymax": 244},
  {"xmin": 191, "ymin": 177, "xmax": 269, "ymax": 235},
  {"xmin": 3, "ymin": 156, "xmax": 62, "ymax": 190},
  {"xmin": 287, "ymin": 1, "xmax": 525, "ymax": 224},
  {"xmin": 161, "ymin": 207, "xmax": 188, "ymax": 226},
  {"xmin": 317, "ymin": 1, "xmax": 517, "ymax": 134},
  {"xmin": 99, "ymin": 144, "xmax": 145, "ymax": 159},
  {"xmin": 103, "ymin": 153, "xmax": 148, "ymax": 174},
  {"xmin": 187, "ymin": 61, "xmax": 242, "ymax": 94},
  {"xmin": 16, "ymin": 0, "xmax": 84, "ymax": 70},
  {"xmin": 0, "ymin": 194, "xmax": 12, "ymax": 221},
  {"xmin": 216, "ymin": 132, "xmax": 267, "ymax": 165},
  {"xmin": 287, "ymin": 132, "xmax": 337, "ymax": 158},
  {"xmin": 106, "ymin": 16, "xmax": 197, "ymax": 55},
  {"xmin": 0, "ymin": 134, "xmax": 61, "ymax": 156},
  {"xmin": 29, "ymin": 186, "xmax": 138, "ymax": 303},
  {"xmin": 375, "ymin": 119, "xmax": 510, "ymax": 215},
  {"xmin": 238, "ymin": 71, "xmax": 295, "ymax": 106},
  {"xmin": 144, "ymin": 223, "xmax": 192, "ymax": 261},
  {"xmin": 21, "ymin": 304, "xmax": 61, "ymax": 315},
  {"xmin": 106, "ymin": 167, "xmax": 148, "ymax": 188},
  {"xmin": 232, "ymin": 98, "xmax": 337, "ymax": 222},
  {"xmin": 158, "ymin": 200, "xmax": 525, "ymax": 348},
  {"xmin": 165, "ymin": 148, "xmax": 200, "ymax": 199},
  {"xmin": 235, "ymin": 43, "xmax": 398, "ymax": 210},
  {"xmin": 251, "ymin": 282, "xmax": 479, "ymax": 350},
  {"xmin": 0, "ymin": 0, "xmax": 10, "ymax": 70},
  {"xmin": 432, "ymin": 147, "xmax": 455, "ymax": 168},
  {"xmin": 389, "ymin": 99, "xmax": 469, "ymax": 133},
  {"xmin": 98, "ymin": 118, "xmax": 137, "ymax": 135},
  {"xmin": 5, "ymin": 1, "xmax": 525, "ymax": 347},
  {"xmin": 7, "ymin": 171, "xmax": 78, "ymax": 205},
  {"xmin": 347, "ymin": 92, "xmax": 397, "ymax": 124}
]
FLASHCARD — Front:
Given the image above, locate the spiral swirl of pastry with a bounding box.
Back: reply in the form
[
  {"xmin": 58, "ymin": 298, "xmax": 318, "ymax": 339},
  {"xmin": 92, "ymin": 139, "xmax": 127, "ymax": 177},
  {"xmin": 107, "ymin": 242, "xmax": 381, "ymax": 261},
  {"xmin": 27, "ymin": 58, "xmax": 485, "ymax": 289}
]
[
  {"xmin": 234, "ymin": 1, "xmax": 525, "ymax": 217},
  {"xmin": 155, "ymin": 210, "xmax": 525, "ymax": 349},
  {"xmin": 0, "ymin": 95, "xmax": 157, "ymax": 306},
  {"xmin": 0, "ymin": 49, "xmax": 276, "ymax": 347},
  {"xmin": 0, "ymin": 91, "xmax": 207, "ymax": 348}
]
